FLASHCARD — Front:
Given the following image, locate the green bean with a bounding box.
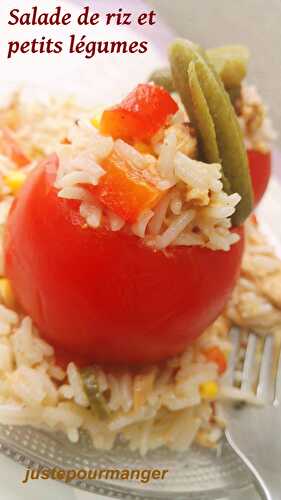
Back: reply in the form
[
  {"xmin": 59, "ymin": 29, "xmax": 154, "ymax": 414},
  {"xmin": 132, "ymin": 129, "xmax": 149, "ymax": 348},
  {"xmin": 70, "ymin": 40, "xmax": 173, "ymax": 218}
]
[
  {"xmin": 188, "ymin": 61, "xmax": 231, "ymax": 192},
  {"xmin": 227, "ymin": 85, "xmax": 242, "ymax": 106},
  {"xmin": 207, "ymin": 45, "xmax": 250, "ymax": 89},
  {"xmin": 193, "ymin": 51, "xmax": 253, "ymax": 225},
  {"xmin": 148, "ymin": 67, "xmax": 175, "ymax": 93},
  {"xmin": 149, "ymin": 45, "xmax": 249, "ymax": 94},
  {"xmin": 169, "ymin": 39, "xmax": 199, "ymax": 123},
  {"xmin": 81, "ymin": 367, "xmax": 109, "ymax": 419},
  {"xmin": 188, "ymin": 61, "xmax": 220, "ymax": 163},
  {"xmin": 169, "ymin": 39, "xmax": 253, "ymax": 225}
]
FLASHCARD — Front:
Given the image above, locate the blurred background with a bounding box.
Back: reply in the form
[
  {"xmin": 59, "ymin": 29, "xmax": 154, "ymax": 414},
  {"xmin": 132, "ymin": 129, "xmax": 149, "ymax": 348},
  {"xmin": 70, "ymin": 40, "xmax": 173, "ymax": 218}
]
[{"xmin": 148, "ymin": 0, "xmax": 281, "ymax": 142}]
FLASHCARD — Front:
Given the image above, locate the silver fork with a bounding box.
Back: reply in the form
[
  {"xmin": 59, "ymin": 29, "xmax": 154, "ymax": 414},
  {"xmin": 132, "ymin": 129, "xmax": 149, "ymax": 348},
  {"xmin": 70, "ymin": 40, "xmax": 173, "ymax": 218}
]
[{"xmin": 222, "ymin": 327, "xmax": 281, "ymax": 500}]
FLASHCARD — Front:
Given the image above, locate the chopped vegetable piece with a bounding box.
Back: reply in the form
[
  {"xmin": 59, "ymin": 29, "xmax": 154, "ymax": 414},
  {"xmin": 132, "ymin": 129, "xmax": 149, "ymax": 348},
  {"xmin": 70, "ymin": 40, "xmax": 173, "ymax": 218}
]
[
  {"xmin": 203, "ymin": 346, "xmax": 227, "ymax": 374},
  {"xmin": 0, "ymin": 127, "xmax": 30, "ymax": 167},
  {"xmin": 200, "ymin": 381, "xmax": 219, "ymax": 400},
  {"xmin": 93, "ymin": 150, "xmax": 164, "ymax": 223},
  {"xmin": 100, "ymin": 84, "xmax": 178, "ymax": 142},
  {"xmin": 91, "ymin": 107, "xmax": 104, "ymax": 129},
  {"xmin": 4, "ymin": 171, "xmax": 27, "ymax": 195},
  {"xmin": 169, "ymin": 39, "xmax": 254, "ymax": 226},
  {"xmin": 0, "ymin": 278, "xmax": 16, "ymax": 309},
  {"xmin": 207, "ymin": 45, "xmax": 249, "ymax": 89},
  {"xmin": 80, "ymin": 367, "xmax": 109, "ymax": 418}
]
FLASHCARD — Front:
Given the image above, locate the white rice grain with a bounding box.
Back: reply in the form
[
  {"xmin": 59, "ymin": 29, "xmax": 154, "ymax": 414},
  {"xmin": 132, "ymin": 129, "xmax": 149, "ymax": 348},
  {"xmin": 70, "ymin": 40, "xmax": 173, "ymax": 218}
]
[
  {"xmin": 56, "ymin": 170, "xmax": 98, "ymax": 189},
  {"xmin": 148, "ymin": 192, "xmax": 173, "ymax": 236},
  {"xmin": 131, "ymin": 210, "xmax": 154, "ymax": 238},
  {"xmin": 0, "ymin": 305, "xmax": 18, "ymax": 325},
  {"xmin": 67, "ymin": 363, "xmax": 89, "ymax": 408},
  {"xmin": 153, "ymin": 210, "xmax": 195, "ymax": 250},
  {"xmin": 107, "ymin": 211, "xmax": 125, "ymax": 232},
  {"xmin": 114, "ymin": 139, "xmax": 146, "ymax": 169},
  {"xmin": 158, "ymin": 128, "xmax": 177, "ymax": 181},
  {"xmin": 58, "ymin": 186, "xmax": 92, "ymax": 202},
  {"xmin": 79, "ymin": 201, "xmax": 102, "ymax": 229},
  {"xmin": 175, "ymin": 153, "xmax": 222, "ymax": 193}
]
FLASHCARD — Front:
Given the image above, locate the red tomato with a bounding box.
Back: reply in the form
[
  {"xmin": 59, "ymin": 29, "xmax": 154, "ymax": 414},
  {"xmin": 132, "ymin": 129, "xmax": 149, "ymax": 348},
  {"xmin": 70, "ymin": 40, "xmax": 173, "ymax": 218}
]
[
  {"xmin": 248, "ymin": 149, "xmax": 271, "ymax": 206},
  {"xmin": 100, "ymin": 84, "xmax": 178, "ymax": 142},
  {"xmin": 5, "ymin": 155, "xmax": 244, "ymax": 366}
]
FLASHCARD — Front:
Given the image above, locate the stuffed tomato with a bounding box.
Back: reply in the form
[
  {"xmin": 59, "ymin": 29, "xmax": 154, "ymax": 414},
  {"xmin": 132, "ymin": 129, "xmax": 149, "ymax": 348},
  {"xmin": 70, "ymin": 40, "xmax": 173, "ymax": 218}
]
[
  {"xmin": 6, "ymin": 39, "xmax": 274, "ymax": 367},
  {"xmin": 5, "ymin": 153, "xmax": 244, "ymax": 365}
]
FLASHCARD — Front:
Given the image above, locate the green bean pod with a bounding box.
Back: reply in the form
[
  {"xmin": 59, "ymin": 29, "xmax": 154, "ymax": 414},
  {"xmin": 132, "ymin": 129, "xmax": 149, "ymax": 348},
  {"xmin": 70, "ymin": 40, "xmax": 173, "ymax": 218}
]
[
  {"xmin": 188, "ymin": 61, "xmax": 231, "ymax": 192},
  {"xmin": 169, "ymin": 39, "xmax": 253, "ymax": 225},
  {"xmin": 148, "ymin": 67, "xmax": 176, "ymax": 93},
  {"xmin": 81, "ymin": 367, "xmax": 109, "ymax": 419},
  {"xmin": 207, "ymin": 45, "xmax": 250, "ymax": 89},
  {"xmin": 194, "ymin": 54, "xmax": 253, "ymax": 225},
  {"xmin": 149, "ymin": 45, "xmax": 248, "ymax": 94}
]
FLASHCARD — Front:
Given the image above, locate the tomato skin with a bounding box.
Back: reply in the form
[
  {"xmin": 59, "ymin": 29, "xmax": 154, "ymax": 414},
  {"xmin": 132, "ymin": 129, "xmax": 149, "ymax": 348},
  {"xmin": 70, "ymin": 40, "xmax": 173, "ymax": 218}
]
[
  {"xmin": 248, "ymin": 149, "xmax": 271, "ymax": 206},
  {"xmin": 100, "ymin": 84, "xmax": 179, "ymax": 142},
  {"xmin": 5, "ymin": 156, "xmax": 244, "ymax": 366}
]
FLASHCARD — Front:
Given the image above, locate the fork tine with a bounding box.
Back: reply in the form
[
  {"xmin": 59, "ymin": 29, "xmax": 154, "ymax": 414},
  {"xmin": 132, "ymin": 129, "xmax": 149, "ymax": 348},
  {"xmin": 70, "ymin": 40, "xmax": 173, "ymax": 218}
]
[
  {"xmin": 224, "ymin": 327, "xmax": 240, "ymax": 385},
  {"xmin": 273, "ymin": 340, "xmax": 281, "ymax": 405},
  {"xmin": 257, "ymin": 335, "xmax": 273, "ymax": 403},
  {"xmin": 241, "ymin": 332, "xmax": 257, "ymax": 393}
]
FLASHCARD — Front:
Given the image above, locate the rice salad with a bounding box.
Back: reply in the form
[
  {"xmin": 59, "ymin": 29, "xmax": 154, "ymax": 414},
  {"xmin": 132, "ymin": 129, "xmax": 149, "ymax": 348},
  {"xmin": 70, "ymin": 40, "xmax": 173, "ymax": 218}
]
[
  {"xmin": 0, "ymin": 76, "xmax": 278, "ymax": 455},
  {"xmin": 56, "ymin": 114, "xmax": 241, "ymax": 252}
]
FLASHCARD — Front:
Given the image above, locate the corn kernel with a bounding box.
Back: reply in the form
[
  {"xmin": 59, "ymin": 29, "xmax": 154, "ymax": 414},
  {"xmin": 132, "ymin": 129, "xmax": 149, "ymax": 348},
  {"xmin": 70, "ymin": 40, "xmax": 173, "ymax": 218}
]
[
  {"xmin": 0, "ymin": 278, "xmax": 16, "ymax": 309},
  {"xmin": 134, "ymin": 142, "xmax": 153, "ymax": 155},
  {"xmin": 91, "ymin": 108, "xmax": 104, "ymax": 129},
  {"xmin": 4, "ymin": 171, "xmax": 26, "ymax": 195},
  {"xmin": 199, "ymin": 381, "xmax": 218, "ymax": 400}
]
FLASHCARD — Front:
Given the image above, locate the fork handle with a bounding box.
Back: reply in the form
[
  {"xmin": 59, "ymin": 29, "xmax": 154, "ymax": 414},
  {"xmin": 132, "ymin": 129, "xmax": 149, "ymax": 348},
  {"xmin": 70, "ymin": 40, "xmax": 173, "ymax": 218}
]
[
  {"xmin": 226, "ymin": 430, "xmax": 279, "ymax": 500},
  {"xmin": 247, "ymin": 464, "xmax": 280, "ymax": 500}
]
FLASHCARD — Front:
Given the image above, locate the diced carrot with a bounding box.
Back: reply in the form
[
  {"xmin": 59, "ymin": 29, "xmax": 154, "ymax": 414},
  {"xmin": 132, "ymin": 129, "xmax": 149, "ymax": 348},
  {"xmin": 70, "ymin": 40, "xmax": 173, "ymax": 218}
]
[
  {"xmin": 100, "ymin": 84, "xmax": 178, "ymax": 142},
  {"xmin": 203, "ymin": 346, "xmax": 227, "ymax": 375},
  {"xmin": 61, "ymin": 137, "xmax": 71, "ymax": 145},
  {"xmin": 0, "ymin": 127, "xmax": 30, "ymax": 167},
  {"xmin": 250, "ymin": 213, "xmax": 258, "ymax": 226},
  {"xmin": 92, "ymin": 150, "xmax": 164, "ymax": 223}
]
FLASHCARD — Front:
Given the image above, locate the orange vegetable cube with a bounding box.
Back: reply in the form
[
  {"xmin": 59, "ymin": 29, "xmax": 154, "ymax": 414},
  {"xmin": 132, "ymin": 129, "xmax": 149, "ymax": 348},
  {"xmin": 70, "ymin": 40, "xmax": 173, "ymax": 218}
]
[
  {"xmin": 93, "ymin": 150, "xmax": 164, "ymax": 223},
  {"xmin": 203, "ymin": 346, "xmax": 227, "ymax": 374}
]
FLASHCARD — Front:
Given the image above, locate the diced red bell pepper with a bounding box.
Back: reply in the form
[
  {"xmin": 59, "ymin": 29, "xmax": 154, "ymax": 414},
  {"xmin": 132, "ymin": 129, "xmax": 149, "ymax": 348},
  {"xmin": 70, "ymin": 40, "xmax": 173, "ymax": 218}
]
[{"xmin": 100, "ymin": 84, "xmax": 178, "ymax": 142}]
